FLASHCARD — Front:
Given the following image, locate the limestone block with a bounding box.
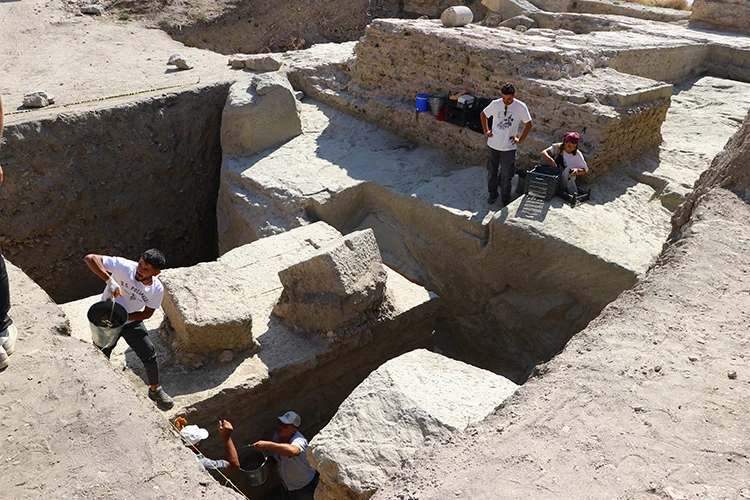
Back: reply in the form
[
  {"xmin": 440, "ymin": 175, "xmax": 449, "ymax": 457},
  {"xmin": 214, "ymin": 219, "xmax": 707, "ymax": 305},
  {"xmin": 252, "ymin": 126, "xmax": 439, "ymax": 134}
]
[
  {"xmin": 309, "ymin": 349, "xmax": 519, "ymax": 500},
  {"xmin": 80, "ymin": 4, "xmax": 104, "ymax": 15},
  {"xmin": 220, "ymin": 73, "xmax": 302, "ymax": 157},
  {"xmin": 167, "ymin": 53, "xmax": 194, "ymax": 70},
  {"xmin": 274, "ymin": 229, "xmax": 387, "ymax": 332},
  {"xmin": 482, "ymin": 0, "xmax": 540, "ymax": 18},
  {"xmin": 160, "ymin": 261, "xmax": 257, "ymax": 364},
  {"xmin": 22, "ymin": 91, "xmax": 55, "ymax": 108}
]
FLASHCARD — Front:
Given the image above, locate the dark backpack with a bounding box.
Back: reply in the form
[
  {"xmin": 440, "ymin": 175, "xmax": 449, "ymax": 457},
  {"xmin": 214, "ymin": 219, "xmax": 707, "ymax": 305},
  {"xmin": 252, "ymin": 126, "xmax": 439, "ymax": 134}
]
[{"xmin": 466, "ymin": 97, "xmax": 493, "ymax": 133}]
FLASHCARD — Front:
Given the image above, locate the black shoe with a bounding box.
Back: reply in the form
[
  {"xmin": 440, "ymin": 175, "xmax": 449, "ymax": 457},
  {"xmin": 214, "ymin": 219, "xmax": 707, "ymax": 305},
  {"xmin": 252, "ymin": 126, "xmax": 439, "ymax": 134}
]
[
  {"xmin": 487, "ymin": 193, "xmax": 499, "ymax": 204},
  {"xmin": 148, "ymin": 386, "xmax": 174, "ymax": 409}
]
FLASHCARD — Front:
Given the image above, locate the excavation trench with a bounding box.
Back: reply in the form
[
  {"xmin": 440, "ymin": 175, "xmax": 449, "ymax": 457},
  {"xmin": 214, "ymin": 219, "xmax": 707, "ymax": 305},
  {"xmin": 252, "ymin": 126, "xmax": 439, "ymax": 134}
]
[{"xmin": 4, "ymin": 71, "xmax": 749, "ymax": 500}]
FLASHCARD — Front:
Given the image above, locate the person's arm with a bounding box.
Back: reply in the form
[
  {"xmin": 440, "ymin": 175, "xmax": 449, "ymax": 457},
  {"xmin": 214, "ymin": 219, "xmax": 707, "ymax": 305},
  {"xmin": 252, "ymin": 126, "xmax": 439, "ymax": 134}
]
[
  {"xmin": 84, "ymin": 254, "xmax": 112, "ymax": 282},
  {"xmin": 512, "ymin": 120, "xmax": 532, "ymax": 145},
  {"xmin": 252, "ymin": 440, "xmax": 301, "ymax": 458},
  {"xmin": 1, "ymin": 96, "xmax": 4, "ymax": 185},
  {"xmin": 84, "ymin": 254, "xmax": 123, "ymax": 298},
  {"xmin": 570, "ymin": 151, "xmax": 589, "ymax": 176},
  {"xmin": 480, "ymin": 111, "xmax": 492, "ymax": 137},
  {"xmin": 541, "ymin": 145, "xmax": 556, "ymax": 167},
  {"xmin": 218, "ymin": 420, "xmax": 240, "ymax": 473},
  {"xmin": 127, "ymin": 306, "xmax": 155, "ymax": 322}
]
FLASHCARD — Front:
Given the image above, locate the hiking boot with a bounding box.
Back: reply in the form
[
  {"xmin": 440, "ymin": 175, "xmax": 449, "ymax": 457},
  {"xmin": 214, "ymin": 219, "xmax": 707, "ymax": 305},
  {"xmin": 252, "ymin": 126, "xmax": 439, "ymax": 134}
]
[{"xmin": 148, "ymin": 386, "xmax": 174, "ymax": 409}]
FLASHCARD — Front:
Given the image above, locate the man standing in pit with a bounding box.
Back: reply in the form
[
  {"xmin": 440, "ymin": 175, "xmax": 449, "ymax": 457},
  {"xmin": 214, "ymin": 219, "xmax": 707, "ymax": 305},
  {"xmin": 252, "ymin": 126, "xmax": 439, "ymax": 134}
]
[
  {"xmin": 481, "ymin": 82, "xmax": 533, "ymax": 206},
  {"xmin": 252, "ymin": 411, "xmax": 319, "ymax": 499},
  {"xmin": 0, "ymin": 96, "xmax": 19, "ymax": 371},
  {"xmin": 84, "ymin": 249, "xmax": 173, "ymax": 409}
]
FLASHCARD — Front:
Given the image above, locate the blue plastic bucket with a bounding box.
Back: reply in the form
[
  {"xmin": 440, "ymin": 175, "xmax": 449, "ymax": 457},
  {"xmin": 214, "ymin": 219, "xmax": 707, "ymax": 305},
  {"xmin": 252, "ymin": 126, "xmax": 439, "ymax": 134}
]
[{"xmin": 415, "ymin": 93, "xmax": 429, "ymax": 112}]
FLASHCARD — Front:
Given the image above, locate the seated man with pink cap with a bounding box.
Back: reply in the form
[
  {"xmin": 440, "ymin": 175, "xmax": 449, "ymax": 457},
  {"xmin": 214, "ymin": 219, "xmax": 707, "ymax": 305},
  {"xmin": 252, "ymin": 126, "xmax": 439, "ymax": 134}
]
[
  {"xmin": 252, "ymin": 411, "xmax": 319, "ymax": 499},
  {"xmin": 541, "ymin": 131, "xmax": 589, "ymax": 200}
]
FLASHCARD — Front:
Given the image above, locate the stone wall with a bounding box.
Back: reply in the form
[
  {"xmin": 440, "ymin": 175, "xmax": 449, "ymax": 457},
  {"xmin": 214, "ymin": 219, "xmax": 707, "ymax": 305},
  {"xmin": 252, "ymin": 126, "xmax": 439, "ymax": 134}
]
[
  {"xmin": 0, "ymin": 84, "xmax": 230, "ymax": 303},
  {"xmin": 691, "ymin": 0, "xmax": 750, "ymax": 35},
  {"xmin": 344, "ymin": 19, "xmax": 672, "ymax": 176}
]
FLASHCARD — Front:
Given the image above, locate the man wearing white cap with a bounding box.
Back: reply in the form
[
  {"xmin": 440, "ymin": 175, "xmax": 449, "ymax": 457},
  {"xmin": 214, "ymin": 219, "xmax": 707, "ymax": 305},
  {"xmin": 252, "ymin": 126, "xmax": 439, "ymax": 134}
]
[
  {"xmin": 252, "ymin": 411, "xmax": 319, "ymax": 499},
  {"xmin": 181, "ymin": 419, "xmax": 240, "ymax": 483}
]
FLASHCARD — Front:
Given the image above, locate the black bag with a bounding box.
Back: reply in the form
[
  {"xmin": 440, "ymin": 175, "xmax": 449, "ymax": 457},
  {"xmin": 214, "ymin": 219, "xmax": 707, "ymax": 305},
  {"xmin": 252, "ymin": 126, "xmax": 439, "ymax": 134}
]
[{"xmin": 466, "ymin": 97, "xmax": 493, "ymax": 133}]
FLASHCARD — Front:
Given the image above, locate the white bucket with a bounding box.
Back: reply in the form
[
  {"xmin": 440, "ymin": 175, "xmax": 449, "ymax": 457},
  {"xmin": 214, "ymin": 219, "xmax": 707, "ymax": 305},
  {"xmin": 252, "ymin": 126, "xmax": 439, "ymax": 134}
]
[{"xmin": 441, "ymin": 6, "xmax": 473, "ymax": 28}]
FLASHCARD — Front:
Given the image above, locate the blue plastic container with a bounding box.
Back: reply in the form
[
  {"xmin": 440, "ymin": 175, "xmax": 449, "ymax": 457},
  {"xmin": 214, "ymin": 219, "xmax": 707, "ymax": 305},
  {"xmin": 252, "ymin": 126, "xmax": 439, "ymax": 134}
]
[{"xmin": 415, "ymin": 93, "xmax": 429, "ymax": 112}]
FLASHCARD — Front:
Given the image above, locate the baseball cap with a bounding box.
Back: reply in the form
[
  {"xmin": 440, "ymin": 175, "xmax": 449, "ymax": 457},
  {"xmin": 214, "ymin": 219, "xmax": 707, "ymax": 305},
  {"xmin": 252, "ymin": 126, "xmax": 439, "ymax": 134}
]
[
  {"xmin": 563, "ymin": 132, "xmax": 580, "ymax": 143},
  {"xmin": 180, "ymin": 425, "xmax": 209, "ymax": 446},
  {"xmin": 277, "ymin": 411, "xmax": 302, "ymax": 427}
]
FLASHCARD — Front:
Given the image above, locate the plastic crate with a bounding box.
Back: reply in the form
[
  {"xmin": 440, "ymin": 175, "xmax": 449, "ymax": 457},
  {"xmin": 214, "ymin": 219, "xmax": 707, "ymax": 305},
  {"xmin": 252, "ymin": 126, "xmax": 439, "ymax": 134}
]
[{"xmin": 524, "ymin": 165, "xmax": 561, "ymax": 201}]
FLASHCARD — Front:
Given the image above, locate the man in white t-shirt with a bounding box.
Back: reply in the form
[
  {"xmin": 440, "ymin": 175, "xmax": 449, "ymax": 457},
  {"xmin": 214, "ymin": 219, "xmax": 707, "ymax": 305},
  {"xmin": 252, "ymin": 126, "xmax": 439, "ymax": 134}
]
[
  {"xmin": 84, "ymin": 249, "xmax": 173, "ymax": 409},
  {"xmin": 252, "ymin": 411, "xmax": 319, "ymax": 499},
  {"xmin": 480, "ymin": 82, "xmax": 533, "ymax": 206}
]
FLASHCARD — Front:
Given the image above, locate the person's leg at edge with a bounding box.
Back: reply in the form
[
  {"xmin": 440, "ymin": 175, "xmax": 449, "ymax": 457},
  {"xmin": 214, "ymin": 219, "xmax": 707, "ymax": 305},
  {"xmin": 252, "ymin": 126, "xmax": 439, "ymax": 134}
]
[
  {"xmin": 0, "ymin": 247, "xmax": 15, "ymax": 369},
  {"xmin": 120, "ymin": 321, "xmax": 173, "ymax": 408},
  {"xmin": 486, "ymin": 146, "xmax": 501, "ymax": 203},
  {"xmin": 564, "ymin": 169, "xmax": 578, "ymax": 195},
  {"xmin": 499, "ymin": 150, "xmax": 517, "ymax": 207},
  {"xmin": 0, "ymin": 247, "xmax": 13, "ymax": 333}
]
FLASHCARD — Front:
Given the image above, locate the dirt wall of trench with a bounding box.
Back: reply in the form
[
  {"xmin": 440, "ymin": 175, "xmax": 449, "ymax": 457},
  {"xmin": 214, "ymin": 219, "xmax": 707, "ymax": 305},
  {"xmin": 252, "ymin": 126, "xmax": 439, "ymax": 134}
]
[
  {"xmin": 308, "ymin": 182, "xmax": 637, "ymax": 382},
  {"xmin": 0, "ymin": 84, "xmax": 230, "ymax": 303}
]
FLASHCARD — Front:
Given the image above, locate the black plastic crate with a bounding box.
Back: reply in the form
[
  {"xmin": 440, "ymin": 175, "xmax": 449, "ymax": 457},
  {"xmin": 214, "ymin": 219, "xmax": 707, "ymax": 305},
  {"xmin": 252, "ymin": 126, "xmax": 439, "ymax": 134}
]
[
  {"xmin": 558, "ymin": 186, "xmax": 591, "ymax": 206},
  {"xmin": 445, "ymin": 98, "xmax": 476, "ymax": 127},
  {"xmin": 524, "ymin": 165, "xmax": 561, "ymax": 201}
]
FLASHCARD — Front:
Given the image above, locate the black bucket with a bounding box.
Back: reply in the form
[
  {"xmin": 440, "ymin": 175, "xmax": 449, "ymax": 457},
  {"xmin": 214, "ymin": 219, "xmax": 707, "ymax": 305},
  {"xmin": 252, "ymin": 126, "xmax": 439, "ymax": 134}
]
[
  {"xmin": 87, "ymin": 300, "xmax": 128, "ymax": 349},
  {"xmin": 238, "ymin": 447, "xmax": 268, "ymax": 487}
]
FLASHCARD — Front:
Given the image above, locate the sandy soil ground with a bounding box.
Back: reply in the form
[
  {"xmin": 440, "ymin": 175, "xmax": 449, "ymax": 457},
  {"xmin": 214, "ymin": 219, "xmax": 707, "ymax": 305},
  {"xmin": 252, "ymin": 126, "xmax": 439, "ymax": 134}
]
[{"xmin": 0, "ymin": 0, "xmax": 239, "ymax": 115}]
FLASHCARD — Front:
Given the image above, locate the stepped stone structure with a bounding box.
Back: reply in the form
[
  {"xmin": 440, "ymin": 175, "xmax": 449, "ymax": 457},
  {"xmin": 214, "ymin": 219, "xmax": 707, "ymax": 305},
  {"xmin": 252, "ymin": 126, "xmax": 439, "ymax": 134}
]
[{"xmin": 309, "ymin": 349, "xmax": 519, "ymax": 500}]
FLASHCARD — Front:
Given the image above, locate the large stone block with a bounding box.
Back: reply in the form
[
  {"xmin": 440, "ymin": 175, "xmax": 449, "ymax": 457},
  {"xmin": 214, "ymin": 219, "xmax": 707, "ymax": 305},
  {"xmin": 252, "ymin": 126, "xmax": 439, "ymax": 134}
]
[
  {"xmin": 309, "ymin": 349, "xmax": 519, "ymax": 500},
  {"xmin": 274, "ymin": 229, "xmax": 387, "ymax": 332},
  {"xmin": 160, "ymin": 261, "xmax": 258, "ymax": 365},
  {"xmin": 220, "ymin": 73, "xmax": 302, "ymax": 156}
]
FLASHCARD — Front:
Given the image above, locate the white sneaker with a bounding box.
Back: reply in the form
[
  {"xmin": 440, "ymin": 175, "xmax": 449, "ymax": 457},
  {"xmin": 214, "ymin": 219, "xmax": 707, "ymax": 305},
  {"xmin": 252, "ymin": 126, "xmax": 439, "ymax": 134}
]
[
  {"xmin": 0, "ymin": 325, "xmax": 17, "ymax": 369},
  {"xmin": 2, "ymin": 325, "xmax": 17, "ymax": 356}
]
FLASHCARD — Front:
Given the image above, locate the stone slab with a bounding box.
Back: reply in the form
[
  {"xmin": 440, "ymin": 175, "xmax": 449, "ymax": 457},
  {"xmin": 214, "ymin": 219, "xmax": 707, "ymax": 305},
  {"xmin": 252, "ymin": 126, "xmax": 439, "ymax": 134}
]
[{"xmin": 309, "ymin": 349, "xmax": 518, "ymax": 500}]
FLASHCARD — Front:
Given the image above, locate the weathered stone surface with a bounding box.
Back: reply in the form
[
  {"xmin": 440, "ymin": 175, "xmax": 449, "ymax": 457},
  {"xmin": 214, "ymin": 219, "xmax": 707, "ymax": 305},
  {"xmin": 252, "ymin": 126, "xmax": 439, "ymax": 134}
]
[
  {"xmin": 274, "ymin": 229, "xmax": 387, "ymax": 332},
  {"xmin": 691, "ymin": 0, "xmax": 750, "ymax": 35},
  {"xmin": 80, "ymin": 4, "xmax": 104, "ymax": 15},
  {"xmin": 160, "ymin": 261, "xmax": 257, "ymax": 365},
  {"xmin": 529, "ymin": 0, "xmax": 690, "ymax": 22},
  {"xmin": 499, "ymin": 14, "xmax": 537, "ymax": 30},
  {"xmin": 309, "ymin": 349, "xmax": 519, "ymax": 500},
  {"xmin": 220, "ymin": 73, "xmax": 302, "ymax": 156},
  {"xmin": 22, "ymin": 90, "xmax": 55, "ymax": 108},
  {"xmin": 227, "ymin": 54, "xmax": 284, "ymax": 71},
  {"xmin": 167, "ymin": 53, "xmax": 194, "ymax": 70},
  {"xmin": 482, "ymin": 0, "xmax": 541, "ymax": 19}
]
